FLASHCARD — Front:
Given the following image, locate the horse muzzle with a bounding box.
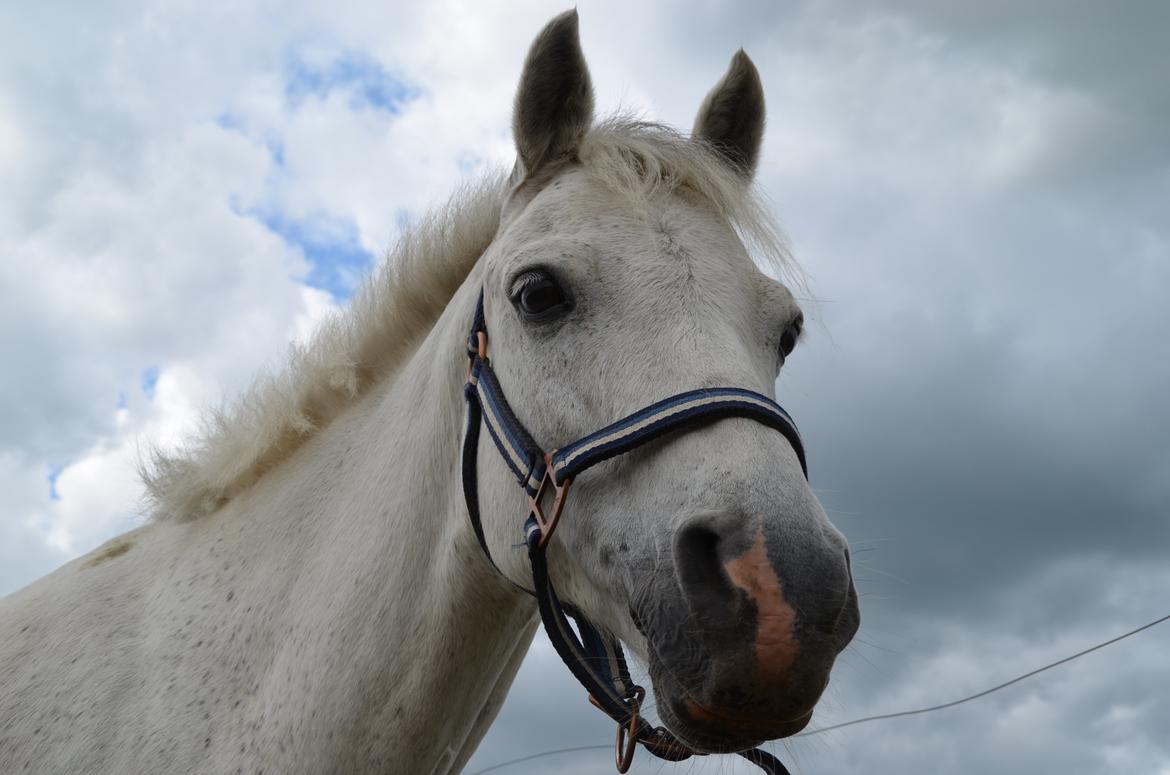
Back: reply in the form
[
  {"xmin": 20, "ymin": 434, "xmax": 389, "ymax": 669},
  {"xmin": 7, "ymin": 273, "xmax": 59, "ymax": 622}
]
[{"xmin": 637, "ymin": 515, "xmax": 860, "ymax": 753}]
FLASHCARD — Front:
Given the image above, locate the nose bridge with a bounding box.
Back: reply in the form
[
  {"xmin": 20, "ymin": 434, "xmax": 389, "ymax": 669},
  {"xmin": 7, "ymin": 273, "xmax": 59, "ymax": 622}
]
[
  {"xmin": 663, "ymin": 416, "xmax": 854, "ymax": 627},
  {"xmin": 630, "ymin": 292, "xmax": 768, "ymax": 393},
  {"xmin": 661, "ymin": 413, "xmax": 810, "ymax": 516}
]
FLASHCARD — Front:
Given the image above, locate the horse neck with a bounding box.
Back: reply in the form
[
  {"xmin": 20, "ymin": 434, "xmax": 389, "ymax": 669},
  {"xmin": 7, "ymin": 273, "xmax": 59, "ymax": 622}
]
[{"xmin": 239, "ymin": 278, "xmax": 536, "ymax": 771}]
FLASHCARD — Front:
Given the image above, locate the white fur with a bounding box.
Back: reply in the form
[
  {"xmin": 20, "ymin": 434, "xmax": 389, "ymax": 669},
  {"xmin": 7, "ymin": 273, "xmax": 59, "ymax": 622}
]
[
  {"xmin": 143, "ymin": 120, "xmax": 791, "ymax": 525},
  {"xmin": 0, "ymin": 54, "xmax": 824, "ymax": 775}
]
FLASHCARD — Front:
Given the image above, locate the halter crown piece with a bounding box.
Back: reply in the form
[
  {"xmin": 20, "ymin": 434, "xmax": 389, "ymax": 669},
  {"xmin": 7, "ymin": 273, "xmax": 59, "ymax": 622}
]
[{"xmin": 461, "ymin": 290, "xmax": 805, "ymax": 775}]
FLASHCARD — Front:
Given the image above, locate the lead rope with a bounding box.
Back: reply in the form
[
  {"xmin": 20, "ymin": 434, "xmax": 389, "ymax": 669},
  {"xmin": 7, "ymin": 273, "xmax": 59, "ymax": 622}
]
[{"xmin": 461, "ymin": 291, "xmax": 798, "ymax": 775}]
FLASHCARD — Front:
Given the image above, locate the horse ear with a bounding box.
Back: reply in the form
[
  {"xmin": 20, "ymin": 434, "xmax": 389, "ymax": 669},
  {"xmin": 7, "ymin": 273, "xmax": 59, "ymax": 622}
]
[
  {"xmin": 512, "ymin": 10, "xmax": 594, "ymax": 180},
  {"xmin": 692, "ymin": 50, "xmax": 766, "ymax": 178}
]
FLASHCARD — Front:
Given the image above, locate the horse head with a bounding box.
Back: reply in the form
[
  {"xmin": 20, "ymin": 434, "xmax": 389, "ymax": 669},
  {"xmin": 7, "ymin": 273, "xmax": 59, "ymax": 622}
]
[{"xmin": 471, "ymin": 11, "xmax": 859, "ymax": 755}]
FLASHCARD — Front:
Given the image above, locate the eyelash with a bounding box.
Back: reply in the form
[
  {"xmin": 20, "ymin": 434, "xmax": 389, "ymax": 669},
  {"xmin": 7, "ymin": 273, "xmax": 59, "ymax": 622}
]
[
  {"xmin": 509, "ymin": 268, "xmax": 572, "ymax": 321},
  {"xmin": 778, "ymin": 314, "xmax": 803, "ymax": 364}
]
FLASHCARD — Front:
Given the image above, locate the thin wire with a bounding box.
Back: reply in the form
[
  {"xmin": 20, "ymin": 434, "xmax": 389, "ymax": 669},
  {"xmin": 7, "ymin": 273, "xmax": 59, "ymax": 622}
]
[
  {"xmin": 468, "ymin": 612, "xmax": 1169, "ymax": 775},
  {"xmin": 798, "ymin": 611, "xmax": 1170, "ymax": 736},
  {"xmin": 470, "ymin": 744, "xmax": 611, "ymax": 774}
]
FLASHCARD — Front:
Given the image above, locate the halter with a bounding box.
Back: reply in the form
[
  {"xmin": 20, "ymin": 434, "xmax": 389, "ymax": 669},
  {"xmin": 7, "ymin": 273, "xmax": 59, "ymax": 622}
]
[{"xmin": 461, "ymin": 290, "xmax": 804, "ymax": 775}]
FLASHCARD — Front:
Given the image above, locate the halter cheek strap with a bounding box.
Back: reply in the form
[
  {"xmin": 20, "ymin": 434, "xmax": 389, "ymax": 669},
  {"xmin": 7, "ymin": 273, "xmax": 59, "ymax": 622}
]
[{"xmin": 461, "ymin": 290, "xmax": 800, "ymax": 775}]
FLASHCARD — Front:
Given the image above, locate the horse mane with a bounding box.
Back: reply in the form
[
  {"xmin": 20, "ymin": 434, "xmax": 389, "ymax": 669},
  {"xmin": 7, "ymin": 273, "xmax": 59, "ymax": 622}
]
[{"xmin": 143, "ymin": 117, "xmax": 794, "ymax": 522}]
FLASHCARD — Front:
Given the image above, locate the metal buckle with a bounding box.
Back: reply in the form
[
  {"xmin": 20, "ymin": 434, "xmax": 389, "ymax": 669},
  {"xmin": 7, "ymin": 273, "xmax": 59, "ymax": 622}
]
[
  {"xmin": 589, "ymin": 686, "xmax": 645, "ymax": 773},
  {"xmin": 528, "ymin": 451, "xmax": 571, "ymax": 549}
]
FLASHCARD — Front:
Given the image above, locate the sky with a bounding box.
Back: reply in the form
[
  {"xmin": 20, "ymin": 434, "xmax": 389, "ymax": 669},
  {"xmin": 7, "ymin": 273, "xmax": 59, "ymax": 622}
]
[{"xmin": 1, "ymin": 1, "xmax": 1168, "ymax": 774}]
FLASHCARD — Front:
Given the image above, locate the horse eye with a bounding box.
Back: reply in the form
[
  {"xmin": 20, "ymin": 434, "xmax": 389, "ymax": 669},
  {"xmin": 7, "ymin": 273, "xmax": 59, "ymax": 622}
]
[
  {"xmin": 779, "ymin": 313, "xmax": 804, "ymax": 362},
  {"xmin": 510, "ymin": 270, "xmax": 570, "ymax": 321}
]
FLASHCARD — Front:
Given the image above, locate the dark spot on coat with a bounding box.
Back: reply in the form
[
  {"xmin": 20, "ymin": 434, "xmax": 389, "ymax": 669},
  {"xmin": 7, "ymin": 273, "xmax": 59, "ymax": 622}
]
[{"xmin": 82, "ymin": 538, "xmax": 134, "ymax": 569}]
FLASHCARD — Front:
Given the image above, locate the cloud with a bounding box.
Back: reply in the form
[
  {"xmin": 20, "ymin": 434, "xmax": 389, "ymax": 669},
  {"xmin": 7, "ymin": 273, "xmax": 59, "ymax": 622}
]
[
  {"xmin": 0, "ymin": 453, "xmax": 73, "ymax": 597},
  {"xmin": 1, "ymin": 2, "xmax": 1167, "ymax": 774},
  {"xmin": 0, "ymin": 0, "xmax": 527, "ymax": 569},
  {"xmin": 795, "ymin": 558, "xmax": 1170, "ymax": 775}
]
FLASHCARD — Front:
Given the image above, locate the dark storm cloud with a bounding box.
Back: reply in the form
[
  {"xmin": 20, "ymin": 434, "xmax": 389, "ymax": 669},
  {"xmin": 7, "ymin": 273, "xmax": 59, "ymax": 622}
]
[{"xmin": 870, "ymin": 1, "xmax": 1170, "ymax": 187}]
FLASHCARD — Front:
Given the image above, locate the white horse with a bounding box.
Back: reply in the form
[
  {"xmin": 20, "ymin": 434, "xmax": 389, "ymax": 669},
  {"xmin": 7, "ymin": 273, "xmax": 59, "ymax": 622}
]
[{"xmin": 0, "ymin": 11, "xmax": 857, "ymax": 774}]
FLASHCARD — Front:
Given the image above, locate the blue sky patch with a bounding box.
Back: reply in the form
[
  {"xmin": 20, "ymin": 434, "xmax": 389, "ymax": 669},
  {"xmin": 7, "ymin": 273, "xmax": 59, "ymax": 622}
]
[
  {"xmin": 47, "ymin": 463, "xmax": 66, "ymax": 502},
  {"xmin": 285, "ymin": 49, "xmax": 419, "ymax": 114},
  {"xmin": 267, "ymin": 139, "xmax": 286, "ymax": 167},
  {"xmin": 254, "ymin": 210, "xmax": 376, "ymax": 299},
  {"xmin": 140, "ymin": 366, "xmax": 160, "ymax": 400},
  {"xmin": 215, "ymin": 111, "xmax": 245, "ymax": 132}
]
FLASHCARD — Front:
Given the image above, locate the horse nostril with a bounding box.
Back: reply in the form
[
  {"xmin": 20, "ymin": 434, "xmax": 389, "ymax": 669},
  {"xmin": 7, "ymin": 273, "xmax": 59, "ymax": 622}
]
[{"xmin": 674, "ymin": 520, "xmax": 738, "ymax": 619}]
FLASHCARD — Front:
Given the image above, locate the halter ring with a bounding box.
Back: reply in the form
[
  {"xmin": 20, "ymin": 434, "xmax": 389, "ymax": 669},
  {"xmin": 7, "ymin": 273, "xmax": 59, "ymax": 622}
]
[
  {"xmin": 615, "ymin": 685, "xmax": 645, "ymax": 773},
  {"xmin": 589, "ymin": 686, "xmax": 645, "ymax": 773}
]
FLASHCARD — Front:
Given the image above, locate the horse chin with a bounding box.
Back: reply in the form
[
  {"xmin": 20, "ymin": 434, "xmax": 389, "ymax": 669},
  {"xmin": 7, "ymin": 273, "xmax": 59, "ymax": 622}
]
[{"xmin": 648, "ymin": 662, "xmax": 816, "ymax": 754}]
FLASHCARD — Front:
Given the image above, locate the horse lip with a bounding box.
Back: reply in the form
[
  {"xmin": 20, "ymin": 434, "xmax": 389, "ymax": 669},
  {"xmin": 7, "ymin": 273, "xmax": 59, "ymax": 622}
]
[
  {"xmin": 638, "ymin": 603, "xmax": 818, "ymax": 749},
  {"xmin": 681, "ymin": 692, "xmax": 815, "ymax": 736},
  {"xmin": 649, "ymin": 675, "xmax": 816, "ymax": 754}
]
